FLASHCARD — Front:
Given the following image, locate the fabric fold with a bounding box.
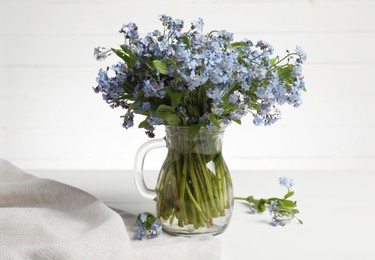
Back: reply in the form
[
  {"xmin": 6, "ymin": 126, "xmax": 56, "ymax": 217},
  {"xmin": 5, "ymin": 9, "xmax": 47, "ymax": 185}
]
[{"xmin": 0, "ymin": 159, "xmax": 132, "ymax": 260}]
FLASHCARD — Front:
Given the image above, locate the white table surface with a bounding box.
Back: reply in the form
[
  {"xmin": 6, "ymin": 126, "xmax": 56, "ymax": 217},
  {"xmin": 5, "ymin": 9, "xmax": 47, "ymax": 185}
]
[{"xmin": 31, "ymin": 169, "xmax": 375, "ymax": 260}]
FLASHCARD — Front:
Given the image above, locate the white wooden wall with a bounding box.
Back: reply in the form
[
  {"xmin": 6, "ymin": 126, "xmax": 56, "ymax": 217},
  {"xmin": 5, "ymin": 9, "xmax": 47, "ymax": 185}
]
[{"xmin": 1, "ymin": 0, "xmax": 375, "ymax": 172}]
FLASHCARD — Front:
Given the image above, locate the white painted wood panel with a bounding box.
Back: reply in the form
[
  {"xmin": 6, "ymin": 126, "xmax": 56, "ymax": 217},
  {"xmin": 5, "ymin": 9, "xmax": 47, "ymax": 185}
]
[
  {"xmin": 1, "ymin": 1, "xmax": 374, "ymax": 34},
  {"xmin": 1, "ymin": 0, "xmax": 374, "ymax": 171}
]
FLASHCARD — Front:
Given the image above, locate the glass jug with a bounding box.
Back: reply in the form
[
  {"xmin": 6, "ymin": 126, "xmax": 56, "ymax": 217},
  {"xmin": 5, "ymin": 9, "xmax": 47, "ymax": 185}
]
[{"xmin": 134, "ymin": 126, "xmax": 233, "ymax": 235}]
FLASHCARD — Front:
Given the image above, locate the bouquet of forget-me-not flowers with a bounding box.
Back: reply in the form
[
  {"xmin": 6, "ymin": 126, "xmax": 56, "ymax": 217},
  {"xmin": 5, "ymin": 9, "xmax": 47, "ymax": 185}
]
[{"xmin": 93, "ymin": 15, "xmax": 306, "ymax": 138}]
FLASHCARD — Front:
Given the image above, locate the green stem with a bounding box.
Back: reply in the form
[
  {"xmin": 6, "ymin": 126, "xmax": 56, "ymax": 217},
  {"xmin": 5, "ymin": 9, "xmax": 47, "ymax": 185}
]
[
  {"xmin": 234, "ymin": 196, "xmax": 257, "ymax": 204},
  {"xmin": 178, "ymin": 145, "xmax": 189, "ymax": 227},
  {"xmin": 194, "ymin": 146, "xmax": 220, "ymax": 217},
  {"xmin": 194, "ymin": 161, "xmax": 212, "ymax": 220},
  {"xmin": 188, "ymin": 162, "xmax": 206, "ymax": 226},
  {"xmin": 270, "ymin": 52, "xmax": 299, "ymax": 68},
  {"xmin": 169, "ymin": 209, "xmax": 176, "ymax": 225},
  {"xmin": 185, "ymin": 182, "xmax": 208, "ymax": 224}
]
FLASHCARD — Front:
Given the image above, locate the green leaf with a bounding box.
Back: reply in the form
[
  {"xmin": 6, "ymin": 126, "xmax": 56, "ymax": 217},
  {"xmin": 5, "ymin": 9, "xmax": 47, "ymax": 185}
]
[
  {"xmin": 188, "ymin": 124, "xmax": 201, "ymax": 139},
  {"xmin": 270, "ymin": 57, "xmax": 278, "ymax": 65},
  {"xmin": 156, "ymin": 105, "xmax": 182, "ymax": 126},
  {"xmin": 209, "ymin": 114, "xmax": 221, "ymax": 128},
  {"xmin": 187, "ymin": 105, "xmax": 201, "ymax": 118},
  {"xmin": 257, "ymin": 199, "xmax": 267, "ymax": 213},
  {"xmin": 111, "ymin": 47, "xmax": 137, "ymax": 69},
  {"xmin": 111, "ymin": 48, "xmax": 130, "ymax": 64},
  {"xmin": 278, "ymin": 64, "xmax": 295, "ymax": 85},
  {"xmin": 165, "ymin": 86, "xmax": 183, "ymax": 109},
  {"xmin": 122, "ymin": 47, "xmax": 137, "ymax": 68},
  {"xmin": 183, "ymin": 36, "xmax": 190, "ymax": 49},
  {"xmin": 123, "ymin": 82, "xmax": 135, "ymax": 94},
  {"xmin": 156, "ymin": 112, "xmax": 181, "ymax": 126},
  {"xmin": 152, "ymin": 60, "xmax": 169, "ymax": 75},
  {"xmin": 230, "ymin": 41, "xmax": 247, "ymax": 49},
  {"xmin": 292, "ymin": 209, "xmax": 300, "ymax": 214},
  {"xmin": 138, "ymin": 119, "xmax": 151, "ymax": 129},
  {"xmin": 279, "ymin": 199, "xmax": 296, "ymax": 208},
  {"xmin": 120, "ymin": 45, "xmax": 132, "ymax": 55},
  {"xmin": 157, "ymin": 104, "xmax": 174, "ymax": 112},
  {"xmin": 284, "ymin": 191, "xmax": 295, "ymax": 199}
]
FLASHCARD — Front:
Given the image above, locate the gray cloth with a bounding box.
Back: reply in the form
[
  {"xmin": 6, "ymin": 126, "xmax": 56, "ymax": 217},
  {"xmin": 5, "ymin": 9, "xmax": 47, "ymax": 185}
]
[
  {"xmin": 0, "ymin": 159, "xmax": 221, "ymax": 260},
  {"xmin": 0, "ymin": 159, "xmax": 133, "ymax": 259}
]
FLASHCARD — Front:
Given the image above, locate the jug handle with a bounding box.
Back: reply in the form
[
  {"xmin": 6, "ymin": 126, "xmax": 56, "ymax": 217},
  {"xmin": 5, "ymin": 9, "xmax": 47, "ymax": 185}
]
[{"xmin": 134, "ymin": 137, "xmax": 166, "ymax": 200}]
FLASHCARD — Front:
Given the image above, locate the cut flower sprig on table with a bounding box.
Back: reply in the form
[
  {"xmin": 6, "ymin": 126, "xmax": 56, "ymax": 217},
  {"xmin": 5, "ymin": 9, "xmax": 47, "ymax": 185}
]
[
  {"xmin": 235, "ymin": 177, "xmax": 303, "ymax": 226},
  {"xmin": 93, "ymin": 15, "xmax": 306, "ymax": 138},
  {"xmin": 135, "ymin": 212, "xmax": 162, "ymax": 240}
]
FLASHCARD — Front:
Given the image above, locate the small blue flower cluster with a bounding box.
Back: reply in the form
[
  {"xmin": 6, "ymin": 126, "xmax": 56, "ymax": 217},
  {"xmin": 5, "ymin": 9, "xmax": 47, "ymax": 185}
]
[
  {"xmin": 135, "ymin": 212, "xmax": 162, "ymax": 240},
  {"xmin": 93, "ymin": 15, "xmax": 307, "ymax": 136},
  {"xmin": 268, "ymin": 200, "xmax": 287, "ymax": 226},
  {"xmin": 279, "ymin": 176, "xmax": 295, "ymax": 189}
]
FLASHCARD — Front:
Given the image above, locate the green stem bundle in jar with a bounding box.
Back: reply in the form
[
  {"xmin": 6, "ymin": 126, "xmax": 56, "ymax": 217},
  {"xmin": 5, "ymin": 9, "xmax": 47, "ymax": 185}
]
[{"xmin": 156, "ymin": 126, "xmax": 233, "ymax": 235}]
